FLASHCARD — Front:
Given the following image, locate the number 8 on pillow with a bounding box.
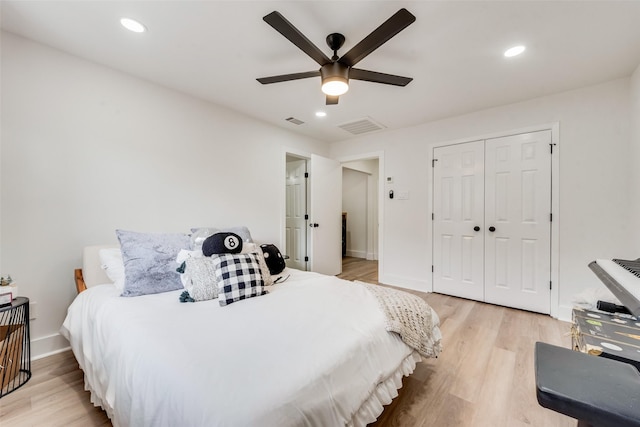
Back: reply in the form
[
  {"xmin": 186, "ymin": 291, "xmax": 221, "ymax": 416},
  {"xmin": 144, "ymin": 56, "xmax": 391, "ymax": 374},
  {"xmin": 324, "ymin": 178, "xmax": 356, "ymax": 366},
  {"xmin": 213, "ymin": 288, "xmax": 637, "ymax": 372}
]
[{"xmin": 202, "ymin": 232, "xmax": 243, "ymax": 257}]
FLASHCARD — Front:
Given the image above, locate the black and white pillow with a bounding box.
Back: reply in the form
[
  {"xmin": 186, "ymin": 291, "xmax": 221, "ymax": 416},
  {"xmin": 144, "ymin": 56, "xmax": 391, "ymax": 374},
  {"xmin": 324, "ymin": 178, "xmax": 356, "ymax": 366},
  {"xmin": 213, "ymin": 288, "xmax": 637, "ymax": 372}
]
[{"xmin": 213, "ymin": 253, "xmax": 268, "ymax": 306}]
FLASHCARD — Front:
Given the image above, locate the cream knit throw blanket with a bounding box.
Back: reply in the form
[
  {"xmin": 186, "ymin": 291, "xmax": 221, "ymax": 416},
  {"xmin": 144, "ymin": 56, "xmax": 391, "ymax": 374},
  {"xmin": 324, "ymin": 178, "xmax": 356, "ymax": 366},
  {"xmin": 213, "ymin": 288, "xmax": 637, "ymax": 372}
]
[{"xmin": 358, "ymin": 282, "xmax": 442, "ymax": 358}]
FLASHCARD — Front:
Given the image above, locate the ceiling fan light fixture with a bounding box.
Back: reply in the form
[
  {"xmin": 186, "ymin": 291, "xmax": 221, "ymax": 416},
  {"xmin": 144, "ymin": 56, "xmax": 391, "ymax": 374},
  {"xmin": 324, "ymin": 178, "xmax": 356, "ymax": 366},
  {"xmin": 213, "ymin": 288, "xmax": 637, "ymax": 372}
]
[
  {"xmin": 321, "ymin": 63, "xmax": 349, "ymax": 96},
  {"xmin": 322, "ymin": 79, "xmax": 349, "ymax": 96}
]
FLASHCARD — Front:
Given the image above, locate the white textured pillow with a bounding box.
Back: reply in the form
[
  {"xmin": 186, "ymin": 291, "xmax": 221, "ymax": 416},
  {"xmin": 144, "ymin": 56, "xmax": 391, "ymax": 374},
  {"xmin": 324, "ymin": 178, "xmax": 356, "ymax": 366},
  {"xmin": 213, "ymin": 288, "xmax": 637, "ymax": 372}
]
[
  {"xmin": 184, "ymin": 257, "xmax": 220, "ymax": 301},
  {"xmin": 99, "ymin": 248, "xmax": 125, "ymax": 292}
]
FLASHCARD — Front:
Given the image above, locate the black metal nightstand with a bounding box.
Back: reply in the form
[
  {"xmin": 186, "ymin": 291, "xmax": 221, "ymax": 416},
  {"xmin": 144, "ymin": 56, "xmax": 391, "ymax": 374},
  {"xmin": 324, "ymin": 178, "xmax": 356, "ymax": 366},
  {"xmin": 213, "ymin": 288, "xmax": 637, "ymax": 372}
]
[{"xmin": 0, "ymin": 296, "xmax": 31, "ymax": 398}]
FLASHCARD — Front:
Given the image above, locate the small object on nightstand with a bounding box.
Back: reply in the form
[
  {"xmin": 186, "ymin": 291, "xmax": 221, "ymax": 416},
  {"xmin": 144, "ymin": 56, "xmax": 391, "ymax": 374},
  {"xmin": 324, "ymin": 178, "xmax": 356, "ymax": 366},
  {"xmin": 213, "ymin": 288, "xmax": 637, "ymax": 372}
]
[
  {"xmin": 0, "ymin": 292, "xmax": 10, "ymax": 307},
  {"xmin": 0, "ymin": 297, "xmax": 31, "ymax": 398},
  {"xmin": 0, "ymin": 276, "xmax": 18, "ymax": 301}
]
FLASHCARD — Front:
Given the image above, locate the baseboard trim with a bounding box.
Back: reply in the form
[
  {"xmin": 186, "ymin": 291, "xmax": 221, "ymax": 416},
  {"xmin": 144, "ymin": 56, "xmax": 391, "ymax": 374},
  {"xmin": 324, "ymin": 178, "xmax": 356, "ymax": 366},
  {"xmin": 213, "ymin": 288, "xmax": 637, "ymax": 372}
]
[
  {"xmin": 379, "ymin": 274, "xmax": 431, "ymax": 293},
  {"xmin": 346, "ymin": 250, "xmax": 367, "ymax": 259},
  {"xmin": 31, "ymin": 333, "xmax": 70, "ymax": 360}
]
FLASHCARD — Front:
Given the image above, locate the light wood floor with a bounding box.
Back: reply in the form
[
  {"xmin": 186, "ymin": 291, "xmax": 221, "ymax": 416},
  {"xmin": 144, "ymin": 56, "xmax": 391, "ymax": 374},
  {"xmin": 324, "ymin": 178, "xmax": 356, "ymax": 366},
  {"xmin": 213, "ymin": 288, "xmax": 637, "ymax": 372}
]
[
  {"xmin": 337, "ymin": 256, "xmax": 379, "ymax": 284},
  {"xmin": 0, "ymin": 258, "xmax": 574, "ymax": 427}
]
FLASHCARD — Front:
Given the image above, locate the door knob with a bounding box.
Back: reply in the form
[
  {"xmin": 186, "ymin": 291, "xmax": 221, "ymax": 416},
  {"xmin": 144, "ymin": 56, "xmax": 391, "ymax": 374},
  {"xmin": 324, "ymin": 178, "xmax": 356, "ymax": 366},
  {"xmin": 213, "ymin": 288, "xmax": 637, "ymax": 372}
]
[
  {"xmin": 489, "ymin": 226, "xmax": 496, "ymax": 232},
  {"xmin": 474, "ymin": 226, "xmax": 480, "ymax": 232},
  {"xmin": 309, "ymin": 223, "xmax": 319, "ymax": 228}
]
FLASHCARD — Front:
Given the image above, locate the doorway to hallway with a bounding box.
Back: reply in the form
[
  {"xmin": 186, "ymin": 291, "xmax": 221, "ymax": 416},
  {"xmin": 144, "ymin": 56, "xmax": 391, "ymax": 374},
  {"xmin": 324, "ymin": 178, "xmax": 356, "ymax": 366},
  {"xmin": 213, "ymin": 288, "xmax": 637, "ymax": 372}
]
[{"xmin": 341, "ymin": 157, "xmax": 380, "ymax": 282}]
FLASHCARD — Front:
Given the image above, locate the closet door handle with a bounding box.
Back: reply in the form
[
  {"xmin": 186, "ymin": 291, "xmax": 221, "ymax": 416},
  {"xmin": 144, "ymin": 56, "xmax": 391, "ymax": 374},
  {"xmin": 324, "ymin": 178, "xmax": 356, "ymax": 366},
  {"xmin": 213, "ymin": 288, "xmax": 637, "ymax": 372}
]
[
  {"xmin": 474, "ymin": 226, "xmax": 480, "ymax": 232},
  {"xmin": 489, "ymin": 226, "xmax": 496, "ymax": 232}
]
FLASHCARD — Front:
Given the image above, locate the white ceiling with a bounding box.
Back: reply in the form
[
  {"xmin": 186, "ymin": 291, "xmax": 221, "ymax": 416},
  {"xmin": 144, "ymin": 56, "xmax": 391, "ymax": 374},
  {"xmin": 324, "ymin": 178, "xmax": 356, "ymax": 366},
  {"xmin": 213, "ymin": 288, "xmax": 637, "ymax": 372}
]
[{"xmin": 3, "ymin": 1, "xmax": 640, "ymax": 143}]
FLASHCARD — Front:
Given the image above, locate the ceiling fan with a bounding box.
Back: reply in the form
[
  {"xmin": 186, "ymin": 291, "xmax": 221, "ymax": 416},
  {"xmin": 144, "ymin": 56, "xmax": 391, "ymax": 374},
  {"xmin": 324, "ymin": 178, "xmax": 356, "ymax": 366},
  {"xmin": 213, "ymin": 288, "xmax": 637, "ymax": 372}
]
[{"xmin": 257, "ymin": 8, "xmax": 416, "ymax": 105}]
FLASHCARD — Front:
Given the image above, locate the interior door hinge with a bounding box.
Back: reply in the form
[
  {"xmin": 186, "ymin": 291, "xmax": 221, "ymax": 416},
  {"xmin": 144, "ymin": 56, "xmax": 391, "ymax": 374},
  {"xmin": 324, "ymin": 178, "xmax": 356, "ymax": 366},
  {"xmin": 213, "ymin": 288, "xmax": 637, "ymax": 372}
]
[
  {"xmin": 304, "ymin": 214, "xmax": 309, "ymax": 220},
  {"xmin": 432, "ymin": 265, "xmax": 434, "ymax": 273},
  {"xmin": 550, "ymin": 281, "xmax": 552, "ymax": 290},
  {"xmin": 432, "ymin": 213, "xmax": 434, "ymax": 220},
  {"xmin": 304, "ymin": 172, "xmax": 309, "ymax": 178},
  {"xmin": 550, "ymin": 213, "xmax": 553, "ymax": 222},
  {"xmin": 304, "ymin": 256, "xmax": 309, "ymax": 262},
  {"xmin": 432, "ymin": 158, "xmax": 438, "ymax": 167},
  {"xmin": 550, "ymin": 143, "xmax": 556, "ymax": 154}
]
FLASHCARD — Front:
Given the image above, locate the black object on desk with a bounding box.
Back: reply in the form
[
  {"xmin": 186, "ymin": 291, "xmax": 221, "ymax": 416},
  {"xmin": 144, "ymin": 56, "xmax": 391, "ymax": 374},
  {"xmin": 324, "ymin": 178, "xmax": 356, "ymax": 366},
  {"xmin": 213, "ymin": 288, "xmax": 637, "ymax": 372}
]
[
  {"xmin": 535, "ymin": 341, "xmax": 640, "ymax": 427},
  {"xmin": 0, "ymin": 297, "xmax": 31, "ymax": 398}
]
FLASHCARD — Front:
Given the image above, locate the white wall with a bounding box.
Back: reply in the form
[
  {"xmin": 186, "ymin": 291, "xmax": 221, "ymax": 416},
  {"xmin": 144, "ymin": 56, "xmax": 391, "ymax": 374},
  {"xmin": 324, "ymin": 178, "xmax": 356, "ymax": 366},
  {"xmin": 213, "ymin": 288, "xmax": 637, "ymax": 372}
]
[
  {"xmin": 330, "ymin": 78, "xmax": 633, "ymax": 320},
  {"xmin": 630, "ymin": 63, "xmax": 640, "ymax": 250},
  {"xmin": 0, "ymin": 32, "xmax": 328, "ymax": 357}
]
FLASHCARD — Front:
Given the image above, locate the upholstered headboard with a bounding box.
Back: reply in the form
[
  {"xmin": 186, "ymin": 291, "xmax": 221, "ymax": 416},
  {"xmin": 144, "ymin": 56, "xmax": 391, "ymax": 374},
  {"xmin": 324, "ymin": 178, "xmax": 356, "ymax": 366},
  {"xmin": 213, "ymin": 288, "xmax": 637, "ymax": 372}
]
[{"xmin": 75, "ymin": 244, "xmax": 118, "ymax": 293}]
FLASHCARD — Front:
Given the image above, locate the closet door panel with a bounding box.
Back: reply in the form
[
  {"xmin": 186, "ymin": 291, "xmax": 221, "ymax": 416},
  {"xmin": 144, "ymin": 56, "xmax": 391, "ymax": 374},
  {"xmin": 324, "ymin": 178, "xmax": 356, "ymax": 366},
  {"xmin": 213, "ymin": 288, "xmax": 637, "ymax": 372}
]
[
  {"xmin": 484, "ymin": 131, "xmax": 552, "ymax": 314},
  {"xmin": 433, "ymin": 141, "xmax": 485, "ymax": 300}
]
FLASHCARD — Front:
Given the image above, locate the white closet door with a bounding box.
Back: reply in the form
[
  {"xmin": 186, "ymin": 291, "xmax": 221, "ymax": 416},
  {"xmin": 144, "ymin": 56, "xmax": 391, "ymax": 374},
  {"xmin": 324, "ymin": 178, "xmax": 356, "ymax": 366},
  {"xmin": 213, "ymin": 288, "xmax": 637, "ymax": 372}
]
[
  {"xmin": 433, "ymin": 141, "xmax": 485, "ymax": 301},
  {"xmin": 484, "ymin": 131, "xmax": 552, "ymax": 313},
  {"xmin": 285, "ymin": 159, "xmax": 308, "ymax": 270}
]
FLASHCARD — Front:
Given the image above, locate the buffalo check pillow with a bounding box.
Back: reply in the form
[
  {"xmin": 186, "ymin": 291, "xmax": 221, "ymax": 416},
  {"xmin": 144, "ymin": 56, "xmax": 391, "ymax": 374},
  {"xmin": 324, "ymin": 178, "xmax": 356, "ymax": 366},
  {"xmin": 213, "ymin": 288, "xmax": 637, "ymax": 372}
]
[{"xmin": 213, "ymin": 253, "xmax": 268, "ymax": 306}]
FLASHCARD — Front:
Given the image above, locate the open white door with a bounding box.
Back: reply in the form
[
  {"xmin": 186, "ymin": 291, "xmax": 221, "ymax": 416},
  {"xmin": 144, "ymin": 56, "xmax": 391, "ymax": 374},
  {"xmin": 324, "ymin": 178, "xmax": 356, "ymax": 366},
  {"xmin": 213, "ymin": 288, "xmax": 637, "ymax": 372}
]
[{"xmin": 310, "ymin": 154, "xmax": 342, "ymax": 275}]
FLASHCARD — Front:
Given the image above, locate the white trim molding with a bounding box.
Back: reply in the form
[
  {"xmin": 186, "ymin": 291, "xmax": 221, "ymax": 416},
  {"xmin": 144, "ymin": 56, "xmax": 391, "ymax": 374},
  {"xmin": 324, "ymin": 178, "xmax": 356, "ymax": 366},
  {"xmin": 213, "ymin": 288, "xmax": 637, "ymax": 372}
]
[{"xmin": 31, "ymin": 333, "xmax": 70, "ymax": 360}]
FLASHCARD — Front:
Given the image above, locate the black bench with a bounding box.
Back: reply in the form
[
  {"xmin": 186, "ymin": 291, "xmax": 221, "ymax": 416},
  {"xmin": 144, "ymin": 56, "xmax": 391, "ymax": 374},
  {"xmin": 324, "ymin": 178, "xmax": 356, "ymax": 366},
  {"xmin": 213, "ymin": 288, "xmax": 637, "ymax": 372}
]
[{"xmin": 535, "ymin": 341, "xmax": 640, "ymax": 427}]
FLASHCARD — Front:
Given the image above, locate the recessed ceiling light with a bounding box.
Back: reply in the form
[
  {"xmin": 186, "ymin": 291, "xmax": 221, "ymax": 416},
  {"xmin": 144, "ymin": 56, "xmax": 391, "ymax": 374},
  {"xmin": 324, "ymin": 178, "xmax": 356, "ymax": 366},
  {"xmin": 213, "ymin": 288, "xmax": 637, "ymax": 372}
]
[
  {"xmin": 120, "ymin": 18, "xmax": 146, "ymax": 33},
  {"xmin": 315, "ymin": 111, "xmax": 327, "ymax": 118},
  {"xmin": 504, "ymin": 45, "xmax": 525, "ymax": 57}
]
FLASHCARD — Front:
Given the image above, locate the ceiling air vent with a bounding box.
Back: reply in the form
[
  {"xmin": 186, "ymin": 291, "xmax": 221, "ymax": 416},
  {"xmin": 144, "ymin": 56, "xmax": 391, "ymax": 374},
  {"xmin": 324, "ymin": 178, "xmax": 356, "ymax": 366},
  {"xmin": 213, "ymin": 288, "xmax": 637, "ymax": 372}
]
[
  {"xmin": 285, "ymin": 117, "xmax": 305, "ymax": 125},
  {"xmin": 338, "ymin": 117, "xmax": 386, "ymax": 135}
]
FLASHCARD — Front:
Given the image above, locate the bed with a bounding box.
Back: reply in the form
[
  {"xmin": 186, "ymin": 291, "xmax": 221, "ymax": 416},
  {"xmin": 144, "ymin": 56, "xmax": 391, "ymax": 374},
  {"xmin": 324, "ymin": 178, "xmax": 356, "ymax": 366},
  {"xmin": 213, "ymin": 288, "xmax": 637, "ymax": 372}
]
[{"xmin": 61, "ymin": 237, "xmax": 442, "ymax": 427}]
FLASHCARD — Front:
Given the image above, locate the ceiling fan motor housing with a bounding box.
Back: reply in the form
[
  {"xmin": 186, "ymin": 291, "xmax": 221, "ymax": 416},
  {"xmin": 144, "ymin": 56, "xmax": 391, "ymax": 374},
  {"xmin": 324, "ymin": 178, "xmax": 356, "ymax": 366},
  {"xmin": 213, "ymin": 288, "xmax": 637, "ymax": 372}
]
[
  {"xmin": 321, "ymin": 62, "xmax": 349, "ymax": 82},
  {"xmin": 320, "ymin": 62, "xmax": 349, "ymax": 96}
]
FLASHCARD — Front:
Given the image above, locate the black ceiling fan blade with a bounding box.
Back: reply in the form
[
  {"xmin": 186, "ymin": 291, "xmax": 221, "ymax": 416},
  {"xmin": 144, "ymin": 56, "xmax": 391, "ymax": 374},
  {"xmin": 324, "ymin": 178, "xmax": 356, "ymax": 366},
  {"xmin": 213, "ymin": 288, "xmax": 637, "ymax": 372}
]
[
  {"xmin": 326, "ymin": 95, "xmax": 339, "ymax": 105},
  {"xmin": 257, "ymin": 70, "xmax": 321, "ymax": 84},
  {"xmin": 349, "ymin": 68, "xmax": 413, "ymax": 86},
  {"xmin": 339, "ymin": 8, "xmax": 416, "ymax": 67},
  {"xmin": 263, "ymin": 11, "xmax": 331, "ymax": 66}
]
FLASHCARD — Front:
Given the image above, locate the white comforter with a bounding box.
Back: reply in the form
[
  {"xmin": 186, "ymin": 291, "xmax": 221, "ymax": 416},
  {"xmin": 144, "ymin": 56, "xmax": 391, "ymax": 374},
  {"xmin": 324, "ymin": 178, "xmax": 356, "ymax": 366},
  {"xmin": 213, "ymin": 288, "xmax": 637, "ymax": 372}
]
[{"xmin": 61, "ymin": 269, "xmax": 441, "ymax": 427}]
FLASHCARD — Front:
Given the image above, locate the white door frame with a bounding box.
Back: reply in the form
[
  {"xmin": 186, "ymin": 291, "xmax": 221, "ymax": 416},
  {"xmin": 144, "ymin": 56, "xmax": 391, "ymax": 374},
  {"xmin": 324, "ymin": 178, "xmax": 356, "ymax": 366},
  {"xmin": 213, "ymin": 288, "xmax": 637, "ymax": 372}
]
[
  {"xmin": 338, "ymin": 151, "xmax": 385, "ymax": 279},
  {"xmin": 428, "ymin": 123, "xmax": 560, "ymax": 318}
]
